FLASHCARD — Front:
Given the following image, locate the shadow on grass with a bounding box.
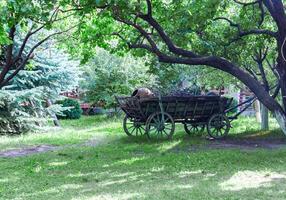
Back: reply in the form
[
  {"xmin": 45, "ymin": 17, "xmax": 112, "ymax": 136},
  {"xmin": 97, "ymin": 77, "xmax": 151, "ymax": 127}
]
[
  {"xmin": 118, "ymin": 125, "xmax": 286, "ymax": 154},
  {"xmin": 2, "ymin": 143, "xmax": 286, "ymax": 200},
  {"xmin": 2, "ymin": 116, "xmax": 286, "ymax": 199}
]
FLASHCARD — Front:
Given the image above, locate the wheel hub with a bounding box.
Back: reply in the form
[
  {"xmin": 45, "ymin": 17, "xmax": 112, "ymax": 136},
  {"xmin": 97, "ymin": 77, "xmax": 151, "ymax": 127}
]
[
  {"xmin": 133, "ymin": 121, "xmax": 142, "ymax": 128},
  {"xmin": 157, "ymin": 125, "xmax": 165, "ymax": 131}
]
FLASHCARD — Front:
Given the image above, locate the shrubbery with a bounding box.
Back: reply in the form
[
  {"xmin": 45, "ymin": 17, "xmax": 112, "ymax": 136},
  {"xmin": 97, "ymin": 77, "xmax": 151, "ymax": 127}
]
[
  {"xmin": 57, "ymin": 98, "xmax": 82, "ymax": 119},
  {"xmin": 0, "ymin": 89, "xmax": 45, "ymax": 135},
  {"xmin": 228, "ymin": 98, "xmax": 238, "ymax": 114},
  {"xmin": 0, "ymin": 41, "xmax": 81, "ymax": 134}
]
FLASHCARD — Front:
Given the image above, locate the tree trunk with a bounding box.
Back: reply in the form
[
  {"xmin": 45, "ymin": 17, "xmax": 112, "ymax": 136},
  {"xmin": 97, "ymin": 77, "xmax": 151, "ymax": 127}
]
[
  {"xmin": 160, "ymin": 56, "xmax": 286, "ymax": 134},
  {"xmin": 280, "ymin": 73, "xmax": 286, "ymax": 110},
  {"xmin": 119, "ymin": 0, "xmax": 286, "ymax": 135},
  {"xmin": 260, "ymin": 103, "xmax": 269, "ymax": 130},
  {"xmin": 255, "ymin": 100, "xmax": 261, "ymax": 123},
  {"xmin": 46, "ymin": 99, "xmax": 60, "ymax": 127},
  {"xmin": 274, "ymin": 109, "xmax": 286, "ymax": 134}
]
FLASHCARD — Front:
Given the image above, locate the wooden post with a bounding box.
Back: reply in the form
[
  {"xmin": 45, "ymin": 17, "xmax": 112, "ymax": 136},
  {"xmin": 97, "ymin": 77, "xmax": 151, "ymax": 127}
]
[
  {"xmin": 260, "ymin": 103, "xmax": 269, "ymax": 130},
  {"xmin": 254, "ymin": 100, "xmax": 261, "ymax": 123}
]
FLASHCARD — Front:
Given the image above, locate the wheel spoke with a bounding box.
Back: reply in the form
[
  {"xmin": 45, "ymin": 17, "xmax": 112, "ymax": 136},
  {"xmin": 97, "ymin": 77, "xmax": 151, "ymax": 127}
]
[
  {"xmin": 164, "ymin": 124, "xmax": 172, "ymax": 128},
  {"xmin": 131, "ymin": 127, "xmax": 137, "ymax": 134},
  {"xmin": 138, "ymin": 127, "xmax": 142, "ymax": 135},
  {"xmin": 212, "ymin": 128, "xmax": 217, "ymax": 134},
  {"xmin": 215, "ymin": 128, "xmax": 219, "ymax": 136},
  {"xmin": 162, "ymin": 129, "xmax": 169, "ymax": 136},
  {"xmin": 153, "ymin": 118, "xmax": 159, "ymax": 124},
  {"xmin": 146, "ymin": 112, "xmax": 174, "ymax": 140},
  {"xmin": 218, "ymin": 129, "xmax": 223, "ymax": 136},
  {"xmin": 127, "ymin": 125, "xmax": 135, "ymax": 130},
  {"xmin": 157, "ymin": 114, "xmax": 160, "ymax": 123}
]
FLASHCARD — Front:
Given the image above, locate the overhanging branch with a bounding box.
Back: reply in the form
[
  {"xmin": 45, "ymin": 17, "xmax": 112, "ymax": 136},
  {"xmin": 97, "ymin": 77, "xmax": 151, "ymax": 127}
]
[
  {"xmin": 0, "ymin": 25, "xmax": 77, "ymax": 88},
  {"xmin": 214, "ymin": 17, "xmax": 277, "ymax": 38}
]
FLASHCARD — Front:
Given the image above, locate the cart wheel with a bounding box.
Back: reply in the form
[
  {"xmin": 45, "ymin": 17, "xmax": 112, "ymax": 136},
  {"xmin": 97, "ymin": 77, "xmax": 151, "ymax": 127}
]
[
  {"xmin": 207, "ymin": 114, "xmax": 230, "ymax": 139},
  {"xmin": 146, "ymin": 112, "xmax": 175, "ymax": 140},
  {"xmin": 123, "ymin": 116, "xmax": 145, "ymax": 136},
  {"xmin": 184, "ymin": 123, "xmax": 205, "ymax": 135}
]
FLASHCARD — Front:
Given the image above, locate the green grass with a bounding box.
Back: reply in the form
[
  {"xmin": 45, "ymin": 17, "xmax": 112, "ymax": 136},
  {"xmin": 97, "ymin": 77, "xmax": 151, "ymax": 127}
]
[
  {"xmin": 0, "ymin": 116, "xmax": 121, "ymax": 151},
  {"xmin": 1, "ymin": 116, "xmax": 286, "ymax": 200}
]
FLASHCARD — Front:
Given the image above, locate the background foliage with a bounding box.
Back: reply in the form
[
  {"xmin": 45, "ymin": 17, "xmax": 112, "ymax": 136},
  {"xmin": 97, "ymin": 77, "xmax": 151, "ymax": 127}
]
[{"xmin": 81, "ymin": 48, "xmax": 157, "ymax": 108}]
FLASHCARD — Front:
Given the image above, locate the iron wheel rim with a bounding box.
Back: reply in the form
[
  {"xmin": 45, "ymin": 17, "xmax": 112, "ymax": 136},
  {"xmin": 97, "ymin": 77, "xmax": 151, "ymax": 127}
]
[
  {"xmin": 123, "ymin": 116, "xmax": 145, "ymax": 136},
  {"xmin": 146, "ymin": 112, "xmax": 175, "ymax": 140},
  {"xmin": 184, "ymin": 123, "xmax": 205, "ymax": 135},
  {"xmin": 207, "ymin": 114, "xmax": 230, "ymax": 139}
]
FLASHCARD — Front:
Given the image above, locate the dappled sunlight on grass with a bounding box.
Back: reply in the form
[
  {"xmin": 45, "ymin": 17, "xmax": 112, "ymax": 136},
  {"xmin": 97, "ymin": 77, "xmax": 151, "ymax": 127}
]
[
  {"xmin": 2, "ymin": 146, "xmax": 286, "ymax": 199},
  {"xmin": 100, "ymin": 178, "xmax": 128, "ymax": 186},
  {"xmin": 150, "ymin": 166, "xmax": 165, "ymax": 173},
  {"xmin": 176, "ymin": 170, "xmax": 206, "ymax": 178},
  {"xmin": 82, "ymin": 192, "xmax": 143, "ymax": 200},
  {"xmin": 60, "ymin": 184, "xmax": 83, "ymax": 190},
  {"xmin": 113, "ymin": 157, "xmax": 147, "ymax": 166},
  {"xmin": 48, "ymin": 161, "xmax": 69, "ymax": 167},
  {"xmin": 230, "ymin": 117, "xmax": 280, "ymax": 135},
  {"xmin": 1, "ymin": 116, "xmax": 286, "ymax": 199},
  {"xmin": 0, "ymin": 178, "xmax": 8, "ymax": 183},
  {"xmin": 67, "ymin": 172, "xmax": 99, "ymax": 178},
  {"xmin": 157, "ymin": 140, "xmax": 181, "ymax": 153},
  {"xmin": 244, "ymin": 130, "xmax": 274, "ymax": 138},
  {"xmin": 220, "ymin": 170, "xmax": 286, "ymax": 191},
  {"xmin": 176, "ymin": 184, "xmax": 193, "ymax": 189},
  {"xmin": 111, "ymin": 172, "xmax": 135, "ymax": 178},
  {"xmin": 0, "ymin": 116, "xmax": 122, "ymax": 151}
]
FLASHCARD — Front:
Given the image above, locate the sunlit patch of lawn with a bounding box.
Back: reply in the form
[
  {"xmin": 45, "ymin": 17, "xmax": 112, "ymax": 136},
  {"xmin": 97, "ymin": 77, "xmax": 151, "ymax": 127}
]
[
  {"xmin": 1, "ymin": 145, "xmax": 286, "ymax": 200},
  {"xmin": 1, "ymin": 116, "xmax": 286, "ymax": 199},
  {"xmin": 0, "ymin": 116, "xmax": 122, "ymax": 151}
]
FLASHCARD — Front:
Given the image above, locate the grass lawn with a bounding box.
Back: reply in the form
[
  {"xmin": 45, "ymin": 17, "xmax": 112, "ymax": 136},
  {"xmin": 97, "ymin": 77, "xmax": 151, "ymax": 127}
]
[{"xmin": 1, "ymin": 116, "xmax": 286, "ymax": 200}]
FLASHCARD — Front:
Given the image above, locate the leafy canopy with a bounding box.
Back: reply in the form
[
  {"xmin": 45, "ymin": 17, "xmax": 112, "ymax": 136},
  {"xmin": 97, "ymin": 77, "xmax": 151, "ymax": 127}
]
[{"xmin": 63, "ymin": 0, "xmax": 277, "ymax": 89}]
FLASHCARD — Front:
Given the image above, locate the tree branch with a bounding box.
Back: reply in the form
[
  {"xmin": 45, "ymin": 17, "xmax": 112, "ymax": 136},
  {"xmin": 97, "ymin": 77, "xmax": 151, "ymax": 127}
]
[
  {"xmin": 113, "ymin": 12, "xmax": 161, "ymax": 56},
  {"xmin": 0, "ymin": 26, "xmax": 16, "ymax": 83},
  {"xmin": 214, "ymin": 17, "xmax": 277, "ymax": 38},
  {"xmin": 272, "ymin": 83, "xmax": 281, "ymax": 98},
  {"xmin": 244, "ymin": 65, "xmax": 259, "ymax": 80},
  {"xmin": 15, "ymin": 7, "xmax": 71, "ymax": 63},
  {"xmin": 0, "ymin": 25, "xmax": 77, "ymax": 88},
  {"xmin": 138, "ymin": 6, "xmax": 199, "ymax": 58},
  {"xmin": 266, "ymin": 58, "xmax": 280, "ymax": 79}
]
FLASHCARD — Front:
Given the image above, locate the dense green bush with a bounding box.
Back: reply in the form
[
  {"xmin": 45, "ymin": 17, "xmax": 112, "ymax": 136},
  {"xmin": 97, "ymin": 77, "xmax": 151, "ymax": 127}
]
[
  {"xmin": 57, "ymin": 99, "xmax": 82, "ymax": 119},
  {"xmin": 0, "ymin": 89, "xmax": 45, "ymax": 135},
  {"xmin": 81, "ymin": 48, "xmax": 156, "ymax": 109},
  {"xmin": 228, "ymin": 98, "xmax": 238, "ymax": 114}
]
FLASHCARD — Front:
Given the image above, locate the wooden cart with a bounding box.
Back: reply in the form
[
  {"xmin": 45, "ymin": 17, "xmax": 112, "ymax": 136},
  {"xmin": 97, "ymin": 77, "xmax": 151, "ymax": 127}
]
[{"xmin": 116, "ymin": 95, "xmax": 237, "ymax": 140}]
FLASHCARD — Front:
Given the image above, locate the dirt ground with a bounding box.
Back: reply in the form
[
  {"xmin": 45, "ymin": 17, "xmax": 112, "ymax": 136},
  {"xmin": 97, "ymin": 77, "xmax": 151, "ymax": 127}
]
[
  {"xmin": 0, "ymin": 145, "xmax": 59, "ymax": 158},
  {"xmin": 207, "ymin": 137, "xmax": 286, "ymax": 149},
  {"xmin": 1, "ymin": 136, "xmax": 286, "ymax": 158}
]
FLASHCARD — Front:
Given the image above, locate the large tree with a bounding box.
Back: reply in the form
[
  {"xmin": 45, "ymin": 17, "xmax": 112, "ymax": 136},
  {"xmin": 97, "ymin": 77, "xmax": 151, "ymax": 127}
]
[
  {"xmin": 66, "ymin": 0, "xmax": 286, "ymax": 134},
  {"xmin": 0, "ymin": 0, "xmax": 77, "ymax": 89}
]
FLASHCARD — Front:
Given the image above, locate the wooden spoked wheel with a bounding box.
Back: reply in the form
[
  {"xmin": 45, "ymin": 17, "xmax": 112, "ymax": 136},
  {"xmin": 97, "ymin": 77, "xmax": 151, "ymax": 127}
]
[
  {"xmin": 184, "ymin": 123, "xmax": 205, "ymax": 135},
  {"xmin": 146, "ymin": 112, "xmax": 175, "ymax": 140},
  {"xmin": 207, "ymin": 114, "xmax": 230, "ymax": 139},
  {"xmin": 123, "ymin": 115, "xmax": 145, "ymax": 136}
]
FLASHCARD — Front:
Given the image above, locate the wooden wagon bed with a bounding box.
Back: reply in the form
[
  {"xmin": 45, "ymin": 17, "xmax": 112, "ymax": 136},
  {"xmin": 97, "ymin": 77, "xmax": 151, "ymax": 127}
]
[{"xmin": 116, "ymin": 95, "xmax": 232, "ymax": 140}]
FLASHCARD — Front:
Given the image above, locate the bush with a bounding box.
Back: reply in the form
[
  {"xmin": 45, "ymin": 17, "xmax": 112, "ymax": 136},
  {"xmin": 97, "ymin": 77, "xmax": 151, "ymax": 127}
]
[
  {"xmin": 57, "ymin": 99, "xmax": 82, "ymax": 119},
  {"xmin": 228, "ymin": 97, "xmax": 238, "ymax": 114},
  {"xmin": 0, "ymin": 89, "xmax": 46, "ymax": 135}
]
